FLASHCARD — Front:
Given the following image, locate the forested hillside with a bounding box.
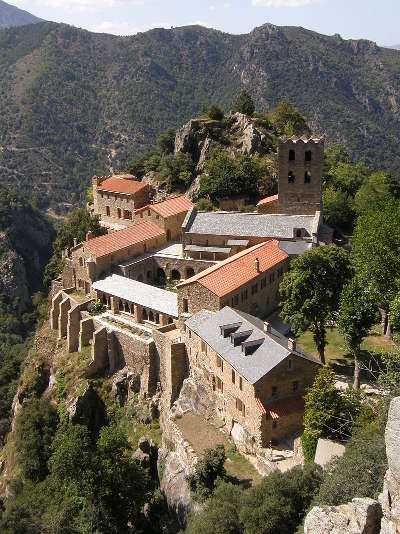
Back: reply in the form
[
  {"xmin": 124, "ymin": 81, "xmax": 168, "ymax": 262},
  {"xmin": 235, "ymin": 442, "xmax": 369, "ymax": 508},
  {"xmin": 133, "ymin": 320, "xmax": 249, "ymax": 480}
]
[{"xmin": 0, "ymin": 22, "xmax": 400, "ymax": 210}]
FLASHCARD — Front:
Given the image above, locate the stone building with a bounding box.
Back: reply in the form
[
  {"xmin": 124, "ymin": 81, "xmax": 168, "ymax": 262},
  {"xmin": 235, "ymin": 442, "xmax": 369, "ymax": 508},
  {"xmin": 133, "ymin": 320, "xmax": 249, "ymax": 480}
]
[
  {"xmin": 135, "ymin": 195, "xmax": 193, "ymax": 241},
  {"xmin": 91, "ymin": 174, "xmax": 150, "ymax": 228},
  {"xmin": 177, "ymin": 240, "xmax": 289, "ymax": 317},
  {"xmin": 183, "ymin": 306, "xmax": 321, "ymax": 448},
  {"xmin": 62, "ymin": 220, "xmax": 166, "ymax": 292},
  {"xmin": 257, "ymin": 136, "xmax": 324, "ymax": 216}
]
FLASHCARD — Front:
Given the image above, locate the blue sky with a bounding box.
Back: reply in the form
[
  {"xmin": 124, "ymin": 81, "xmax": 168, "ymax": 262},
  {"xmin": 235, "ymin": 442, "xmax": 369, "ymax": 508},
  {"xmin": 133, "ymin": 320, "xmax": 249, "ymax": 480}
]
[{"xmin": 12, "ymin": 0, "xmax": 399, "ymax": 46}]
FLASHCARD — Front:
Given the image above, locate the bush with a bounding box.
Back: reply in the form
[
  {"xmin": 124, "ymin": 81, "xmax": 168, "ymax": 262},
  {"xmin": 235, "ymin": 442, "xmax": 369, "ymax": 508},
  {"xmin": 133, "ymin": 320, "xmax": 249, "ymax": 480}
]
[
  {"xmin": 196, "ymin": 197, "xmax": 215, "ymax": 211},
  {"xmin": 187, "ymin": 444, "xmax": 226, "ymax": 502},
  {"xmin": 301, "ymin": 433, "xmax": 318, "ymax": 463},
  {"xmin": 88, "ymin": 299, "xmax": 104, "ymax": 316},
  {"xmin": 208, "ymin": 105, "xmax": 224, "ymax": 121}
]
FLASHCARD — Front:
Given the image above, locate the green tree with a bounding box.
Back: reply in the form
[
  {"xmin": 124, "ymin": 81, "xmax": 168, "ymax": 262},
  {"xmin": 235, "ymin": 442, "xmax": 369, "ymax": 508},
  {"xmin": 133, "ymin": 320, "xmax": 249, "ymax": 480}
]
[
  {"xmin": 232, "ymin": 90, "xmax": 255, "ymax": 116},
  {"xmin": 156, "ymin": 127, "xmax": 176, "ymax": 155},
  {"xmin": 354, "ymin": 171, "xmax": 400, "ymax": 214},
  {"xmin": 323, "ymin": 144, "xmax": 350, "ymax": 178},
  {"xmin": 208, "ymin": 105, "xmax": 224, "ymax": 121},
  {"xmin": 337, "ymin": 278, "xmax": 377, "ymax": 389},
  {"xmin": 14, "ymin": 398, "xmax": 59, "ymax": 482},
  {"xmin": 326, "ymin": 161, "xmax": 370, "ymax": 198},
  {"xmin": 280, "ymin": 245, "xmax": 352, "ymax": 363},
  {"xmin": 158, "ymin": 152, "xmax": 195, "ymax": 188},
  {"xmin": 267, "ymin": 100, "xmax": 310, "ymax": 137},
  {"xmin": 188, "ymin": 444, "xmax": 227, "ymax": 502},
  {"xmin": 322, "ymin": 186, "xmax": 354, "ymax": 232},
  {"xmin": 351, "ymin": 200, "xmax": 400, "ymax": 336}
]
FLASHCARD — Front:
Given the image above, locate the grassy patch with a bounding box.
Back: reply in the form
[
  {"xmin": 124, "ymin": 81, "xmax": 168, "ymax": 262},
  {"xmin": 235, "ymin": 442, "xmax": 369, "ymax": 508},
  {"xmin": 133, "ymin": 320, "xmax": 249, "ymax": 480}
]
[
  {"xmin": 225, "ymin": 446, "xmax": 262, "ymax": 486},
  {"xmin": 297, "ymin": 324, "xmax": 396, "ymax": 364}
]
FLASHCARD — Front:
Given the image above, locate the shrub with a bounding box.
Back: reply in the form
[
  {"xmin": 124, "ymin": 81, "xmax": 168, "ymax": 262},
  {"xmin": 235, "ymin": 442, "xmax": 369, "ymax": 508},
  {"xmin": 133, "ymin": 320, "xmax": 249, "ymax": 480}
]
[
  {"xmin": 196, "ymin": 197, "xmax": 215, "ymax": 211},
  {"xmin": 187, "ymin": 444, "xmax": 226, "ymax": 502},
  {"xmin": 208, "ymin": 105, "xmax": 224, "ymax": 121},
  {"xmin": 88, "ymin": 299, "xmax": 104, "ymax": 316},
  {"xmin": 301, "ymin": 433, "xmax": 318, "ymax": 463}
]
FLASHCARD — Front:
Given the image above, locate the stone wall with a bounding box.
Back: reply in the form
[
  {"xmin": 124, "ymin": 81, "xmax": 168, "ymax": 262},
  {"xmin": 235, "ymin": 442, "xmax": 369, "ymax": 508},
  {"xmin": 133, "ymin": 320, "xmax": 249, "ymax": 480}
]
[
  {"xmin": 137, "ymin": 207, "xmax": 189, "ymax": 241},
  {"xmin": 277, "ymin": 138, "xmax": 323, "ymax": 216}
]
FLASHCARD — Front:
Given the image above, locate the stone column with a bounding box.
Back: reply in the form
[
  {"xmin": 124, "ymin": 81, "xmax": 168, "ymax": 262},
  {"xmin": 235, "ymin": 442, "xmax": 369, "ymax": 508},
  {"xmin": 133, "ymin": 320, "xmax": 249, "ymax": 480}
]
[
  {"xmin": 111, "ymin": 296, "xmax": 119, "ymax": 314},
  {"xmin": 160, "ymin": 313, "xmax": 169, "ymax": 326},
  {"xmin": 134, "ymin": 303, "xmax": 143, "ymax": 323}
]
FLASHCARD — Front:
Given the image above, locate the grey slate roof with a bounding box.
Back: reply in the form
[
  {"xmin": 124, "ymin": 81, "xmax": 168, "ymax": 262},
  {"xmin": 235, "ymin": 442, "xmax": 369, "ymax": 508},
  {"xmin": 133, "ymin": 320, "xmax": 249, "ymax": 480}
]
[
  {"xmin": 185, "ymin": 244, "xmax": 231, "ymax": 254},
  {"xmin": 93, "ymin": 274, "xmax": 179, "ymax": 317},
  {"xmin": 278, "ymin": 240, "xmax": 312, "ymax": 256},
  {"xmin": 185, "ymin": 211, "xmax": 317, "ymax": 239},
  {"xmin": 185, "ymin": 307, "xmax": 320, "ymax": 384}
]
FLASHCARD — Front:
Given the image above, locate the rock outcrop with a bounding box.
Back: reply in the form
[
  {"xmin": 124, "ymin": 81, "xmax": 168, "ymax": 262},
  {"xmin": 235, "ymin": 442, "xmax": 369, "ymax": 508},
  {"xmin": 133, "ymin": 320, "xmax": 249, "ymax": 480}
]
[
  {"xmin": 304, "ymin": 396, "xmax": 400, "ymax": 534},
  {"xmin": 67, "ymin": 383, "xmax": 107, "ymax": 434},
  {"xmin": 304, "ymin": 498, "xmax": 382, "ymax": 534},
  {"xmin": 0, "ymin": 233, "xmax": 30, "ymax": 314}
]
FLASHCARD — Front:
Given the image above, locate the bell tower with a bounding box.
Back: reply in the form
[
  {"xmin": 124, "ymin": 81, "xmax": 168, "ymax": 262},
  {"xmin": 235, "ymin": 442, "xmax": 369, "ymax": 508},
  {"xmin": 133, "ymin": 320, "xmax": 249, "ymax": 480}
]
[{"xmin": 277, "ymin": 136, "xmax": 324, "ymax": 215}]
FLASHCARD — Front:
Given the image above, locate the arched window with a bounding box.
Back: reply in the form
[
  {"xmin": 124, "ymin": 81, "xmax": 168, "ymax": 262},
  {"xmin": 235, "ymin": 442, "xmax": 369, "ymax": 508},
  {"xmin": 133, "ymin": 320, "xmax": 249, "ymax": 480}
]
[
  {"xmin": 186, "ymin": 267, "xmax": 195, "ymax": 279},
  {"xmin": 149, "ymin": 310, "xmax": 155, "ymax": 322},
  {"xmin": 157, "ymin": 268, "xmax": 166, "ymax": 283},
  {"xmin": 155, "ymin": 313, "xmax": 160, "ymax": 324},
  {"xmin": 305, "ymin": 150, "xmax": 312, "ymax": 162},
  {"xmin": 168, "ymin": 317, "xmax": 173, "ymax": 324},
  {"xmin": 142, "ymin": 308, "xmax": 148, "ymax": 321},
  {"xmin": 118, "ymin": 299, "xmax": 123, "ymax": 311},
  {"xmin": 304, "ymin": 171, "xmax": 311, "ymax": 184},
  {"xmin": 288, "ymin": 171, "xmax": 295, "ymax": 184},
  {"xmin": 289, "ymin": 149, "xmax": 295, "ymax": 161},
  {"xmin": 171, "ymin": 269, "xmax": 181, "ymax": 281}
]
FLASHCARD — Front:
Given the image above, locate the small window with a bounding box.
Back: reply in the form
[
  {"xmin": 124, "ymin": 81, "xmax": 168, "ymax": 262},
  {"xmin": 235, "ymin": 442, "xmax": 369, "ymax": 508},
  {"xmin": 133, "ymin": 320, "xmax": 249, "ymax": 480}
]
[
  {"xmin": 292, "ymin": 380, "xmax": 299, "ymax": 392},
  {"xmin": 304, "ymin": 171, "xmax": 311, "ymax": 184},
  {"xmin": 201, "ymin": 341, "xmax": 206, "ymax": 353},
  {"xmin": 148, "ymin": 210, "xmax": 151, "ymax": 216},
  {"xmin": 232, "ymin": 370, "xmax": 235, "ymax": 384},
  {"xmin": 269, "ymin": 273, "xmax": 275, "ymax": 284},
  {"xmin": 288, "ymin": 171, "xmax": 295, "ymax": 184},
  {"xmin": 289, "ymin": 149, "xmax": 295, "ymax": 161},
  {"xmin": 305, "ymin": 150, "xmax": 312, "ymax": 162},
  {"xmin": 140, "ymin": 212, "xmax": 143, "ymax": 218},
  {"xmin": 79, "ymin": 257, "xmax": 84, "ymax": 267},
  {"xmin": 216, "ymin": 377, "xmax": 223, "ymax": 393},
  {"xmin": 183, "ymin": 298, "xmax": 188, "ymax": 313},
  {"xmin": 241, "ymin": 289, "xmax": 248, "ymax": 302},
  {"xmin": 236, "ymin": 398, "xmax": 245, "ymax": 416},
  {"xmin": 117, "ymin": 208, "xmax": 122, "ymax": 219},
  {"xmin": 156, "ymin": 214, "xmax": 160, "ymax": 219},
  {"xmin": 296, "ymin": 229, "xmax": 302, "ymax": 238},
  {"xmin": 288, "ymin": 358, "xmax": 293, "ymax": 370},
  {"xmin": 272, "ymin": 386, "xmax": 277, "ymax": 398},
  {"xmin": 216, "ymin": 355, "xmax": 223, "ymax": 371},
  {"xmin": 233, "ymin": 294, "xmax": 239, "ymax": 306},
  {"xmin": 239, "ymin": 377, "xmax": 243, "ymax": 391},
  {"xmin": 261, "ymin": 277, "xmax": 266, "ymax": 289},
  {"xmin": 106, "ymin": 206, "xmax": 110, "ymax": 216},
  {"xmin": 251, "ymin": 283, "xmax": 258, "ymax": 295},
  {"xmin": 272, "ymin": 420, "xmax": 278, "ymax": 429}
]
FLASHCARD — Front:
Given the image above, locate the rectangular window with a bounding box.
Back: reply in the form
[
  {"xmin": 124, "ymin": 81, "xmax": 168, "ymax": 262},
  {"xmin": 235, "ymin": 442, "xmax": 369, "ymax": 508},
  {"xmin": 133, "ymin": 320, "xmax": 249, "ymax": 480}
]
[
  {"xmin": 183, "ymin": 298, "xmax": 188, "ymax": 313},
  {"xmin": 261, "ymin": 277, "xmax": 266, "ymax": 289},
  {"xmin": 241, "ymin": 289, "xmax": 248, "ymax": 302},
  {"xmin": 216, "ymin": 355, "xmax": 223, "ymax": 371},
  {"xmin": 79, "ymin": 257, "xmax": 84, "ymax": 267},
  {"xmin": 272, "ymin": 386, "xmax": 278, "ymax": 398},
  {"xmin": 288, "ymin": 358, "xmax": 293, "ymax": 370},
  {"xmin": 201, "ymin": 341, "xmax": 206, "ymax": 353},
  {"xmin": 216, "ymin": 377, "xmax": 223, "ymax": 393},
  {"xmin": 239, "ymin": 377, "xmax": 243, "ymax": 391},
  {"xmin": 236, "ymin": 398, "xmax": 245, "ymax": 416},
  {"xmin": 106, "ymin": 206, "xmax": 110, "ymax": 216},
  {"xmin": 251, "ymin": 283, "xmax": 258, "ymax": 295},
  {"xmin": 292, "ymin": 380, "xmax": 299, "ymax": 392},
  {"xmin": 233, "ymin": 294, "xmax": 239, "ymax": 306},
  {"xmin": 232, "ymin": 370, "xmax": 235, "ymax": 384}
]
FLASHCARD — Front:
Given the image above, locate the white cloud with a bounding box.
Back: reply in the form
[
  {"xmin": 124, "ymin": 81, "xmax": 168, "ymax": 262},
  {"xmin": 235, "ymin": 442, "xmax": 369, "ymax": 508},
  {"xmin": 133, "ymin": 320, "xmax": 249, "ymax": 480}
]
[
  {"xmin": 88, "ymin": 19, "xmax": 212, "ymax": 36},
  {"xmin": 252, "ymin": 0, "xmax": 323, "ymax": 7}
]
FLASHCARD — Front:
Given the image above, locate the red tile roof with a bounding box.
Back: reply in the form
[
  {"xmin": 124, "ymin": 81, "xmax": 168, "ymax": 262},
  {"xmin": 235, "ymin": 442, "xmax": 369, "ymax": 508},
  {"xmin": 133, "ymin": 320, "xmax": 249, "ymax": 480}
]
[
  {"xmin": 137, "ymin": 195, "xmax": 193, "ymax": 218},
  {"xmin": 257, "ymin": 194, "xmax": 279, "ymax": 206},
  {"xmin": 178, "ymin": 240, "xmax": 288, "ymax": 297},
  {"xmin": 262, "ymin": 395, "xmax": 305, "ymax": 420},
  {"xmin": 84, "ymin": 220, "xmax": 165, "ymax": 258},
  {"xmin": 97, "ymin": 175, "xmax": 148, "ymax": 196}
]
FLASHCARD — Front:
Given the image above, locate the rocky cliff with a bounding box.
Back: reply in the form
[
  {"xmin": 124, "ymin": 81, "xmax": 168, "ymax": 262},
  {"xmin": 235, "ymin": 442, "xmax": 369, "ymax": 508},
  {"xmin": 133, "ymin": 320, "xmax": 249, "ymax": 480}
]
[{"xmin": 304, "ymin": 396, "xmax": 400, "ymax": 534}]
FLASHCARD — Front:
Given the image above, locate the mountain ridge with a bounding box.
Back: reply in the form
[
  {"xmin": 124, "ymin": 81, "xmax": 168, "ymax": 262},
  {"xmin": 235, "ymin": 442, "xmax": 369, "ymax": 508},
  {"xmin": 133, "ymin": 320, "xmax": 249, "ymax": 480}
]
[
  {"xmin": 0, "ymin": 21, "xmax": 399, "ymax": 210},
  {"xmin": 0, "ymin": 0, "xmax": 42, "ymax": 28}
]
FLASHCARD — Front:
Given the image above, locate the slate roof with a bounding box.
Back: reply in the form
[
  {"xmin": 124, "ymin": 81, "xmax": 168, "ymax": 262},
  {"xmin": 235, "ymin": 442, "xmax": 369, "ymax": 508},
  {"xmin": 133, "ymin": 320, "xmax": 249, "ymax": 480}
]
[
  {"xmin": 257, "ymin": 194, "xmax": 279, "ymax": 206},
  {"xmin": 185, "ymin": 211, "xmax": 317, "ymax": 239},
  {"xmin": 178, "ymin": 240, "xmax": 288, "ymax": 297},
  {"xmin": 185, "ymin": 307, "xmax": 320, "ymax": 384},
  {"xmin": 97, "ymin": 175, "xmax": 147, "ymax": 196},
  {"xmin": 93, "ymin": 274, "xmax": 179, "ymax": 317},
  {"xmin": 84, "ymin": 221, "xmax": 165, "ymax": 258},
  {"xmin": 278, "ymin": 240, "xmax": 312, "ymax": 256}
]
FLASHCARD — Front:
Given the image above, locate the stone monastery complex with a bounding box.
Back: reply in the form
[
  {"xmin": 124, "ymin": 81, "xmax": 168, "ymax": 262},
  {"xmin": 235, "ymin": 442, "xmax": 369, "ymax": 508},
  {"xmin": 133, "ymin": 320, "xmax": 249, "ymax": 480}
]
[{"xmin": 50, "ymin": 136, "xmax": 332, "ymax": 452}]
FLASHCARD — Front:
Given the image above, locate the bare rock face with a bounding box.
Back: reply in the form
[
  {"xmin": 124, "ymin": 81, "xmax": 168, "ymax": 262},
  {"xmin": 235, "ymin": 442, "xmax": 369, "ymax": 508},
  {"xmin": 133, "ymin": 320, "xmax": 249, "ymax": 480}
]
[
  {"xmin": 380, "ymin": 397, "xmax": 400, "ymax": 533},
  {"xmin": 174, "ymin": 119, "xmax": 208, "ymax": 161},
  {"xmin": 304, "ymin": 498, "xmax": 382, "ymax": 534},
  {"xmin": 67, "ymin": 383, "xmax": 107, "ymax": 434},
  {"xmin": 231, "ymin": 112, "xmax": 265, "ymax": 155},
  {"xmin": 0, "ymin": 233, "xmax": 30, "ymax": 314}
]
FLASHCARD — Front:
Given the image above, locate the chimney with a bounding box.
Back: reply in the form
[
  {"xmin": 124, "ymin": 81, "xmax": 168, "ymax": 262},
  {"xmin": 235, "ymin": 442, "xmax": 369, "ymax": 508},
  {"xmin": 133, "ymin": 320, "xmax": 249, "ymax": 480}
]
[
  {"xmin": 255, "ymin": 257, "xmax": 260, "ymax": 273},
  {"xmin": 288, "ymin": 338, "xmax": 296, "ymax": 351},
  {"xmin": 264, "ymin": 322, "xmax": 272, "ymax": 334},
  {"xmin": 73, "ymin": 237, "xmax": 78, "ymax": 247},
  {"xmin": 86, "ymin": 231, "xmax": 93, "ymax": 241}
]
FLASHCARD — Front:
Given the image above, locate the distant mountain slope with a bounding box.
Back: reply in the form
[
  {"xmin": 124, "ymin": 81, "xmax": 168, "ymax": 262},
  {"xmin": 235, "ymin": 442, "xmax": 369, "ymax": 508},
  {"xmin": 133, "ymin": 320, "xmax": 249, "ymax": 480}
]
[
  {"xmin": 0, "ymin": 22, "xmax": 400, "ymax": 209},
  {"xmin": 0, "ymin": 0, "xmax": 41, "ymax": 28}
]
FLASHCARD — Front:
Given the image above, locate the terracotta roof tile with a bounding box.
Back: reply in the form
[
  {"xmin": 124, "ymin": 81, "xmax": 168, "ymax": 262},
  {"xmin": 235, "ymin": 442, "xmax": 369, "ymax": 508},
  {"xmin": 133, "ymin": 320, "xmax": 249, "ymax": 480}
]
[
  {"xmin": 257, "ymin": 194, "xmax": 279, "ymax": 206},
  {"xmin": 97, "ymin": 175, "xmax": 148, "ymax": 196},
  {"xmin": 84, "ymin": 220, "xmax": 164, "ymax": 258},
  {"xmin": 137, "ymin": 195, "xmax": 193, "ymax": 218},
  {"xmin": 178, "ymin": 240, "xmax": 288, "ymax": 297},
  {"xmin": 264, "ymin": 395, "xmax": 305, "ymax": 420}
]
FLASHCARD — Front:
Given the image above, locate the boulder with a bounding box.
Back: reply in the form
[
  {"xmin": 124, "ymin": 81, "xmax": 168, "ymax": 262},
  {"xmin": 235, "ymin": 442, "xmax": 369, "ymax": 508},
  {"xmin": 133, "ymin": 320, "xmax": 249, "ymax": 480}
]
[{"xmin": 304, "ymin": 498, "xmax": 382, "ymax": 534}]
